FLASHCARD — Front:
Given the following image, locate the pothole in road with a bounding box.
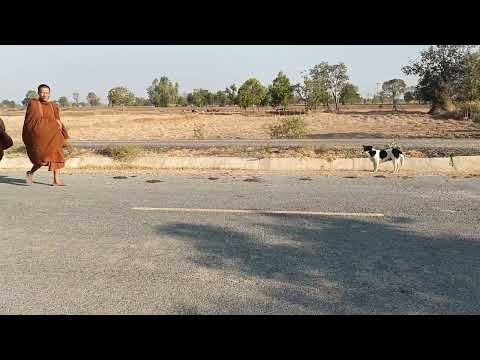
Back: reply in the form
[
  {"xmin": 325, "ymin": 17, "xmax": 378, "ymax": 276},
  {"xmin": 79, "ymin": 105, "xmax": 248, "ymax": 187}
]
[
  {"xmin": 146, "ymin": 179, "xmax": 163, "ymax": 183},
  {"xmin": 113, "ymin": 176, "xmax": 128, "ymax": 179}
]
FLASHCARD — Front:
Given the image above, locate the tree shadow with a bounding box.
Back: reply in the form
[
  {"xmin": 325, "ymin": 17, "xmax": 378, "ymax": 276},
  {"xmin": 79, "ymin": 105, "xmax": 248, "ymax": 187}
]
[
  {"xmin": 0, "ymin": 175, "xmax": 28, "ymax": 186},
  {"xmin": 0, "ymin": 175, "xmax": 51, "ymax": 186},
  {"xmin": 155, "ymin": 215, "xmax": 480, "ymax": 314}
]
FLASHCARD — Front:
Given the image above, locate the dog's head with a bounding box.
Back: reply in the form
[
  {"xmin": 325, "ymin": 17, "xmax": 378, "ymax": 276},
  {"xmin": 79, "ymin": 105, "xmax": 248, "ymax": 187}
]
[{"xmin": 362, "ymin": 145, "xmax": 373, "ymax": 152}]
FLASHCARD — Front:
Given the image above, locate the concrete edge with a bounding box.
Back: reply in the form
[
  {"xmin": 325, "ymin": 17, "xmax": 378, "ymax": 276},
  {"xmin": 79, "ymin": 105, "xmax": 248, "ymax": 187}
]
[{"xmin": 1, "ymin": 155, "xmax": 480, "ymax": 173}]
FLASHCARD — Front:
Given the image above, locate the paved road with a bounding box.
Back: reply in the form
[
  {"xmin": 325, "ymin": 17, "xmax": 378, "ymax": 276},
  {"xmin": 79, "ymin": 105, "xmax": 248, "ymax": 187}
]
[
  {"xmin": 70, "ymin": 138, "xmax": 480, "ymax": 150},
  {"xmin": 1, "ymin": 170, "xmax": 479, "ymax": 314}
]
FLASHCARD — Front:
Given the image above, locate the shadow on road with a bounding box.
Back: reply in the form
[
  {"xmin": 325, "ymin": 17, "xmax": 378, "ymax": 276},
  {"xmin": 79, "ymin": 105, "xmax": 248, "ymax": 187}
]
[
  {"xmin": 0, "ymin": 175, "xmax": 28, "ymax": 186},
  {"xmin": 156, "ymin": 214, "xmax": 480, "ymax": 314},
  {"xmin": 0, "ymin": 175, "xmax": 52, "ymax": 186}
]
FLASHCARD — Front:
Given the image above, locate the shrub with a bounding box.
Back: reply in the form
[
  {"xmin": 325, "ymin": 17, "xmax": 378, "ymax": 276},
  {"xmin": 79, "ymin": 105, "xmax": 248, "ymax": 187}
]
[
  {"xmin": 193, "ymin": 124, "xmax": 205, "ymax": 139},
  {"xmin": 472, "ymin": 112, "xmax": 480, "ymax": 123},
  {"xmin": 387, "ymin": 139, "xmax": 402, "ymax": 150},
  {"xmin": 96, "ymin": 145, "xmax": 142, "ymax": 161},
  {"xmin": 269, "ymin": 116, "xmax": 307, "ymax": 139},
  {"xmin": 456, "ymin": 101, "xmax": 480, "ymax": 119}
]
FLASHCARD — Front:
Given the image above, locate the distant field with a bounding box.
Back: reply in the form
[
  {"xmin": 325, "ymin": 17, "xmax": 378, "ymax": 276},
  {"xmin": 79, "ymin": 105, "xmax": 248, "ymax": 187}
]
[{"xmin": 2, "ymin": 104, "xmax": 480, "ymax": 141}]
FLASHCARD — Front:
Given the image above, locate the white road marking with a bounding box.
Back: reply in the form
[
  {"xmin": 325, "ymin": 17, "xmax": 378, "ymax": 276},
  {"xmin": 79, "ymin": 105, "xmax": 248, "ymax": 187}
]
[{"xmin": 132, "ymin": 207, "xmax": 384, "ymax": 217}]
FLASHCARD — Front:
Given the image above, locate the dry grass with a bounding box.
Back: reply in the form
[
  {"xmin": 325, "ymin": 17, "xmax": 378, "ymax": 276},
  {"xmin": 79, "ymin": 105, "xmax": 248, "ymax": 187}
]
[
  {"xmin": 94, "ymin": 145, "xmax": 142, "ymax": 161},
  {"xmin": 6, "ymin": 144, "xmax": 90, "ymax": 159},
  {"xmin": 7, "ymin": 145, "xmax": 27, "ymax": 156},
  {"xmin": 2, "ymin": 105, "xmax": 480, "ymax": 142}
]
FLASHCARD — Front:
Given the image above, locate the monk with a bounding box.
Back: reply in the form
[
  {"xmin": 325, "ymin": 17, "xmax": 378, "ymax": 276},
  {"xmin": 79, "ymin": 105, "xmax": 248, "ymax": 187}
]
[
  {"xmin": 22, "ymin": 84, "xmax": 69, "ymax": 186},
  {"xmin": 0, "ymin": 117, "xmax": 14, "ymax": 162}
]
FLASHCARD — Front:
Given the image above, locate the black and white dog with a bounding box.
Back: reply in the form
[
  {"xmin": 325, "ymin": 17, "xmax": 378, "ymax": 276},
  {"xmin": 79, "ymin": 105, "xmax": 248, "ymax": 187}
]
[{"xmin": 363, "ymin": 145, "xmax": 405, "ymax": 173}]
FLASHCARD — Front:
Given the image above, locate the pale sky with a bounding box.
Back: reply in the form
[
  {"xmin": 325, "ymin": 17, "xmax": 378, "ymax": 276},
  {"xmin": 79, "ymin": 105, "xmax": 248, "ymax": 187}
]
[{"xmin": 0, "ymin": 45, "xmax": 426, "ymax": 104}]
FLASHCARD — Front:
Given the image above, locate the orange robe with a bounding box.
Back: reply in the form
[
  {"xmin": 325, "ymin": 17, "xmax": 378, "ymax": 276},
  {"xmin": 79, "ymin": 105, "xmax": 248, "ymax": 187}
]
[
  {"xmin": 22, "ymin": 99, "xmax": 68, "ymax": 171},
  {"xmin": 0, "ymin": 117, "xmax": 14, "ymax": 162}
]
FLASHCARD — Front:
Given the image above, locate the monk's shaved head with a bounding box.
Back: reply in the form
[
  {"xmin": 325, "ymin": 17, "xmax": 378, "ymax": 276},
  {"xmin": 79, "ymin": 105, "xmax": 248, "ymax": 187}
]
[
  {"xmin": 38, "ymin": 84, "xmax": 51, "ymax": 102},
  {"xmin": 38, "ymin": 84, "xmax": 50, "ymax": 93}
]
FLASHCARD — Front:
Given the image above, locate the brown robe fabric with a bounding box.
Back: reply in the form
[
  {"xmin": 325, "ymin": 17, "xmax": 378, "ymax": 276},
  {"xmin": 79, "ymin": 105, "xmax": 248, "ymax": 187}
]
[
  {"xmin": 0, "ymin": 117, "xmax": 14, "ymax": 162},
  {"xmin": 22, "ymin": 99, "xmax": 68, "ymax": 171}
]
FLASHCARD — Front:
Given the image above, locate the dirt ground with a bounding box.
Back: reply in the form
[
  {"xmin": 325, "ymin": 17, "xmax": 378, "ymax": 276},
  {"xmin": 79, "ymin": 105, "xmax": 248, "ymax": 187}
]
[
  {"xmin": 2, "ymin": 105, "xmax": 480, "ymax": 142},
  {"xmin": 6, "ymin": 167, "xmax": 475, "ymax": 179}
]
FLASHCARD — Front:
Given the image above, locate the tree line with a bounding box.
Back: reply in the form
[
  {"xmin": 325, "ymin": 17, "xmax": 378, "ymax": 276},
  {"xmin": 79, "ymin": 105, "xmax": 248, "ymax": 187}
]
[{"xmin": 3, "ymin": 45, "xmax": 479, "ymax": 118}]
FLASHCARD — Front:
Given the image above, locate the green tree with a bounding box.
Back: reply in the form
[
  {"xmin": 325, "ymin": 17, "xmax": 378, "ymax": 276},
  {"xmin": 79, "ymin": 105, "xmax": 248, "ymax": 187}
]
[
  {"xmin": 238, "ymin": 78, "xmax": 267, "ymax": 110},
  {"xmin": 134, "ymin": 97, "xmax": 152, "ymax": 106},
  {"xmin": 403, "ymin": 86, "xmax": 416, "ymax": 104},
  {"xmin": 260, "ymin": 90, "xmax": 271, "ymax": 107},
  {"xmin": 458, "ymin": 53, "xmax": 480, "ymax": 102},
  {"xmin": 404, "ymin": 91, "xmax": 414, "ymax": 103},
  {"xmin": 402, "ymin": 45, "xmax": 476, "ymax": 113},
  {"xmin": 215, "ymin": 90, "xmax": 228, "ymax": 106},
  {"xmin": 107, "ymin": 86, "xmax": 135, "ymax": 107},
  {"xmin": 191, "ymin": 89, "xmax": 208, "ymax": 107},
  {"xmin": 339, "ymin": 83, "xmax": 361, "ymax": 105},
  {"xmin": 72, "ymin": 92, "xmax": 80, "ymax": 106},
  {"xmin": 310, "ymin": 62, "xmax": 349, "ymax": 111},
  {"xmin": 382, "ymin": 79, "xmax": 407, "ymax": 110},
  {"xmin": 204, "ymin": 90, "xmax": 214, "ymax": 106},
  {"xmin": 86, "ymin": 91, "xmax": 100, "ymax": 106},
  {"xmin": 186, "ymin": 93, "xmax": 194, "ymax": 105},
  {"xmin": 294, "ymin": 71, "xmax": 330, "ymax": 112},
  {"xmin": 1, "ymin": 100, "xmax": 17, "ymax": 108},
  {"xmin": 58, "ymin": 96, "xmax": 70, "ymax": 107},
  {"xmin": 268, "ymin": 71, "xmax": 293, "ymax": 111},
  {"xmin": 225, "ymin": 84, "xmax": 238, "ymax": 105},
  {"xmin": 176, "ymin": 96, "xmax": 188, "ymax": 107},
  {"xmin": 147, "ymin": 76, "xmax": 179, "ymax": 107},
  {"xmin": 22, "ymin": 90, "xmax": 38, "ymax": 106},
  {"xmin": 372, "ymin": 91, "xmax": 388, "ymax": 104}
]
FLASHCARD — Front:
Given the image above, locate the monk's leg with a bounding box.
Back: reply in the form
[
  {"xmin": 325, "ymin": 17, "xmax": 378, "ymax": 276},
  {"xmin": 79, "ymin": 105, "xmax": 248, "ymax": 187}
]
[
  {"xmin": 53, "ymin": 169, "xmax": 66, "ymax": 186},
  {"xmin": 26, "ymin": 164, "xmax": 42, "ymax": 185}
]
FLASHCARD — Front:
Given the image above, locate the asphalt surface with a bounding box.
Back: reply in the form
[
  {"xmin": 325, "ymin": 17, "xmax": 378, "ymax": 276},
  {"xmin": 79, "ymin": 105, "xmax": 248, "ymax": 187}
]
[
  {"xmin": 1, "ymin": 170, "xmax": 479, "ymax": 314},
  {"xmin": 70, "ymin": 138, "xmax": 480, "ymax": 150}
]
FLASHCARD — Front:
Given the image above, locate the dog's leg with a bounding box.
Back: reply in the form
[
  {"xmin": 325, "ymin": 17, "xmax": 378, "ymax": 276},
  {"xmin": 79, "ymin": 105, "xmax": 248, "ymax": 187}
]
[{"xmin": 373, "ymin": 160, "xmax": 378, "ymax": 172}]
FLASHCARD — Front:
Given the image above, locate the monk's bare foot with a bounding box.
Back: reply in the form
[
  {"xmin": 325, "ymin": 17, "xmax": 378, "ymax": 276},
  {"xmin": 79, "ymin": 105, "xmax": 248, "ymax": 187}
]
[
  {"xmin": 26, "ymin": 171, "xmax": 33, "ymax": 185},
  {"xmin": 52, "ymin": 181, "xmax": 66, "ymax": 186}
]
